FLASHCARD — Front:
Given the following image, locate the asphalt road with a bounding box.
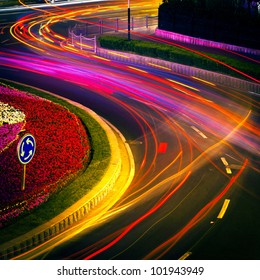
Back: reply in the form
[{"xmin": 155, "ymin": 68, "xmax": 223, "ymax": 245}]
[{"xmin": 0, "ymin": 0, "xmax": 259, "ymax": 260}]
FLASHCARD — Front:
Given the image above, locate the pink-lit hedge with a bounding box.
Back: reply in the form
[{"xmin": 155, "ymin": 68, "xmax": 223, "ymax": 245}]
[{"xmin": 0, "ymin": 85, "xmax": 90, "ymax": 227}]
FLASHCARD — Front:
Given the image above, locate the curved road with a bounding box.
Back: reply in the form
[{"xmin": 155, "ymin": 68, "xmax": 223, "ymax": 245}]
[{"xmin": 0, "ymin": 0, "xmax": 259, "ymax": 260}]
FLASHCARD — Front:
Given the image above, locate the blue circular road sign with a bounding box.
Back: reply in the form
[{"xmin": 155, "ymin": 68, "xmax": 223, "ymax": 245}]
[{"xmin": 17, "ymin": 134, "xmax": 36, "ymax": 165}]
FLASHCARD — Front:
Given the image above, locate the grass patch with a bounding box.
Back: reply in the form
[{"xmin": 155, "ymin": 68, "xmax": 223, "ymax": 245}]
[
  {"xmin": 0, "ymin": 79, "xmax": 111, "ymax": 243},
  {"xmin": 98, "ymin": 35, "xmax": 260, "ymax": 80}
]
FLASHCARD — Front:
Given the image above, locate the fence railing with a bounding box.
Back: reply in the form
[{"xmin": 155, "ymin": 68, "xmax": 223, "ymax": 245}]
[
  {"xmin": 96, "ymin": 48, "xmax": 260, "ymax": 94},
  {"xmin": 155, "ymin": 28, "xmax": 260, "ymax": 56},
  {"xmin": 70, "ymin": 15, "xmax": 158, "ymax": 37},
  {"xmin": 68, "ymin": 29, "xmax": 97, "ymax": 52},
  {"xmin": 68, "ymin": 15, "xmax": 158, "ymax": 52},
  {"xmin": 68, "ymin": 27, "xmax": 259, "ymax": 93}
]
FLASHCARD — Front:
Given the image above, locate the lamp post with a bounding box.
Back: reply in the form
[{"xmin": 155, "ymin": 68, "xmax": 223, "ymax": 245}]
[{"xmin": 128, "ymin": 0, "xmax": 131, "ymax": 40}]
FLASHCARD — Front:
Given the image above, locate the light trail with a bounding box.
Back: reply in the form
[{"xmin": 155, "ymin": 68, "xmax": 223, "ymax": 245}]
[
  {"xmin": 84, "ymin": 172, "xmax": 191, "ymax": 260},
  {"xmin": 144, "ymin": 159, "xmax": 248, "ymax": 259},
  {"xmin": 0, "ymin": 0, "xmax": 259, "ymax": 260}
]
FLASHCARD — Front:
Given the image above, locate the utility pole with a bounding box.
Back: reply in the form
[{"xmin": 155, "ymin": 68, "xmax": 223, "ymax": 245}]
[{"xmin": 128, "ymin": 0, "xmax": 131, "ymax": 40}]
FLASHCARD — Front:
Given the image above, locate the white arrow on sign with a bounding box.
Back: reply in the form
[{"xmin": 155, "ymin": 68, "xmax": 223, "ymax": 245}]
[
  {"xmin": 21, "ymin": 142, "xmax": 25, "ymax": 157},
  {"xmin": 24, "ymin": 150, "xmax": 33, "ymax": 161},
  {"xmin": 26, "ymin": 138, "xmax": 34, "ymax": 146}
]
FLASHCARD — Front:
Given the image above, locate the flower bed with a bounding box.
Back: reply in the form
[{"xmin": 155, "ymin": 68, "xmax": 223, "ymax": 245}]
[
  {"xmin": 0, "ymin": 123, "xmax": 24, "ymax": 152},
  {"xmin": 0, "ymin": 101, "xmax": 26, "ymax": 125},
  {"xmin": 0, "ymin": 84, "xmax": 90, "ymax": 227}
]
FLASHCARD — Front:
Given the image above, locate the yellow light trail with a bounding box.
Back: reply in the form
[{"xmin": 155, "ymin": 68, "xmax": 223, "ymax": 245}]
[
  {"xmin": 92, "ymin": 55, "xmax": 111, "ymax": 62},
  {"xmin": 54, "ymin": 34, "xmax": 66, "ymax": 40},
  {"xmin": 128, "ymin": 66, "xmax": 148, "ymax": 73},
  {"xmin": 76, "ymin": 42, "xmax": 93, "ymax": 49},
  {"xmin": 5, "ymin": 0, "xmax": 257, "ymax": 261},
  {"xmin": 10, "ymin": 23, "xmax": 44, "ymax": 52},
  {"xmin": 148, "ymin": 62, "xmax": 171, "ymax": 71},
  {"xmin": 167, "ymin": 78, "xmax": 200, "ymax": 92},
  {"xmin": 192, "ymin": 76, "xmax": 216, "ymax": 86},
  {"xmin": 108, "ymin": 51, "xmax": 130, "ymax": 58},
  {"xmin": 44, "ymin": 36, "xmax": 54, "ymax": 43},
  {"xmin": 63, "ymin": 45, "xmax": 79, "ymax": 52}
]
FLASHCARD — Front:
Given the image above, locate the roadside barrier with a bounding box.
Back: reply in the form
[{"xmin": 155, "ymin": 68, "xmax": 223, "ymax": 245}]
[
  {"xmin": 97, "ymin": 48, "xmax": 260, "ymax": 94},
  {"xmin": 155, "ymin": 28, "xmax": 260, "ymax": 56}
]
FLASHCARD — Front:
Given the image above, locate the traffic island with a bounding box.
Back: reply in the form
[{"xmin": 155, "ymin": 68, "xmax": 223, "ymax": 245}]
[{"xmin": 0, "ymin": 80, "xmax": 135, "ymax": 259}]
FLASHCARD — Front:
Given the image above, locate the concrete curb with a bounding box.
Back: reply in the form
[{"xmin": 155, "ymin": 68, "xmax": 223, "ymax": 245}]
[{"xmin": 0, "ymin": 92, "xmax": 135, "ymax": 259}]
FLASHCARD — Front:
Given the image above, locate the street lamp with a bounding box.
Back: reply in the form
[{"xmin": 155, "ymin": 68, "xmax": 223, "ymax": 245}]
[{"xmin": 128, "ymin": 0, "xmax": 131, "ymax": 40}]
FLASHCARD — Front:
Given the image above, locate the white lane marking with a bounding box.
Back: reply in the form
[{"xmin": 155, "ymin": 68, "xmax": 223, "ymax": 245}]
[{"xmin": 191, "ymin": 126, "xmax": 208, "ymax": 139}]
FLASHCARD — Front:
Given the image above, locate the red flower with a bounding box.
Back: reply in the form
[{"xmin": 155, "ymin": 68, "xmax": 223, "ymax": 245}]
[{"xmin": 0, "ymin": 85, "xmax": 90, "ymax": 227}]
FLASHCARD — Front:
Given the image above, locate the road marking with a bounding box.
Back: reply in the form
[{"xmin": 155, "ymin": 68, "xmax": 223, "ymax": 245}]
[
  {"xmin": 179, "ymin": 251, "xmax": 192, "ymax": 260},
  {"xmin": 226, "ymin": 167, "xmax": 232, "ymax": 174},
  {"xmin": 191, "ymin": 126, "xmax": 208, "ymax": 139},
  {"xmin": 221, "ymin": 157, "xmax": 232, "ymax": 174},
  {"xmin": 217, "ymin": 199, "xmax": 230, "ymax": 219},
  {"xmin": 221, "ymin": 157, "xmax": 229, "ymax": 166}
]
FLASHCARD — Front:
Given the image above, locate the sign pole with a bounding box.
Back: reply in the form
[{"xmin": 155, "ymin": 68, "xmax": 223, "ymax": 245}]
[
  {"xmin": 22, "ymin": 164, "xmax": 26, "ymax": 191},
  {"xmin": 17, "ymin": 134, "xmax": 36, "ymax": 192},
  {"xmin": 128, "ymin": 0, "xmax": 131, "ymax": 40}
]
